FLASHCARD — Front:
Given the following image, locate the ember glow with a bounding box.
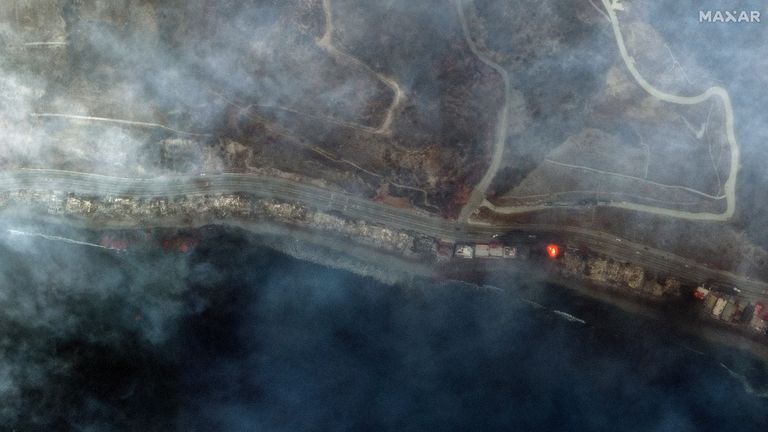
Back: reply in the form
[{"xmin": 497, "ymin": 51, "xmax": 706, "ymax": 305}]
[{"xmin": 546, "ymin": 244, "xmax": 560, "ymax": 259}]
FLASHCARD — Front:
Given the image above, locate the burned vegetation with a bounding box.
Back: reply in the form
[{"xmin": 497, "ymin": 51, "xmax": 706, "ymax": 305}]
[{"xmin": 1, "ymin": 0, "xmax": 505, "ymax": 216}]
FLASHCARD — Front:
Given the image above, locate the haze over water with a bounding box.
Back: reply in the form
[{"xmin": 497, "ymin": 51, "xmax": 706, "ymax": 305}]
[
  {"xmin": 182, "ymin": 230, "xmax": 768, "ymax": 431},
  {"xmin": 1, "ymin": 224, "xmax": 766, "ymax": 430}
]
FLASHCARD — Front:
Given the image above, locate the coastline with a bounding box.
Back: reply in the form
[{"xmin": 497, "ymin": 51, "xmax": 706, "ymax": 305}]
[{"xmin": 3, "ymin": 208, "xmax": 767, "ymax": 365}]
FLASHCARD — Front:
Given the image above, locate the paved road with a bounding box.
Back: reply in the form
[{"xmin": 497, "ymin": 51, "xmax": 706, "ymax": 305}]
[
  {"xmin": 456, "ymin": 0, "xmax": 740, "ymax": 222},
  {"xmin": 599, "ymin": 0, "xmax": 739, "ymax": 221},
  {"xmin": 2, "ymin": 168, "xmax": 766, "ymax": 299}
]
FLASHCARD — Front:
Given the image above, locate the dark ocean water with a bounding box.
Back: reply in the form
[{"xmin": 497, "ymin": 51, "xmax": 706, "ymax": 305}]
[
  {"xmin": 1, "ymin": 225, "xmax": 767, "ymax": 431},
  {"xmin": 178, "ymin": 229, "xmax": 768, "ymax": 432}
]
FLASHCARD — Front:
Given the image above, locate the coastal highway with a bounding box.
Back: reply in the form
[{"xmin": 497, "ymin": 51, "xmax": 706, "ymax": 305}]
[{"xmin": 2, "ymin": 169, "xmax": 767, "ymax": 299}]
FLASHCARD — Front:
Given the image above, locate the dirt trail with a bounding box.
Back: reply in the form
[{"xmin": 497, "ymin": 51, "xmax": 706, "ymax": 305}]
[
  {"xmin": 317, "ymin": 0, "xmax": 405, "ymax": 135},
  {"xmin": 454, "ymin": 0, "xmax": 511, "ymax": 222}
]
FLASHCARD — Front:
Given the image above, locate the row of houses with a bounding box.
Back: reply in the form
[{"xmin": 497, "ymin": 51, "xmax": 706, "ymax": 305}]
[
  {"xmin": 694, "ymin": 287, "xmax": 768, "ymax": 335},
  {"xmin": 452, "ymin": 242, "xmax": 529, "ymax": 259}
]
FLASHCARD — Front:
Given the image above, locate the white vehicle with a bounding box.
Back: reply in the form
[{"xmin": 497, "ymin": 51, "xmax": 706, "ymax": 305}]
[{"xmin": 712, "ymin": 298, "xmax": 728, "ymax": 317}]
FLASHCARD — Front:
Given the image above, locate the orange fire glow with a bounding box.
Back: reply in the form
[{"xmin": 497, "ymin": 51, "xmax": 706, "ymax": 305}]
[{"xmin": 546, "ymin": 244, "xmax": 560, "ymax": 258}]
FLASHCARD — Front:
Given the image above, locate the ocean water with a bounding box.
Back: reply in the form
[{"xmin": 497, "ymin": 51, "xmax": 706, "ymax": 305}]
[
  {"xmin": 179, "ymin": 229, "xmax": 768, "ymax": 431},
  {"xmin": 1, "ymin": 224, "xmax": 766, "ymax": 431}
]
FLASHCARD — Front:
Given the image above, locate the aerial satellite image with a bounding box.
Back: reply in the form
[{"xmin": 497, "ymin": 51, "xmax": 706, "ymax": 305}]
[{"xmin": 1, "ymin": 0, "xmax": 767, "ymax": 430}]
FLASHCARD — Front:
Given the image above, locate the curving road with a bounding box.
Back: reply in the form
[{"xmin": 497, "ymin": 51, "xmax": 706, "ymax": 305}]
[
  {"xmin": 454, "ymin": 0, "xmax": 511, "ymax": 222},
  {"xmin": 459, "ymin": 0, "xmax": 740, "ymax": 222},
  {"xmin": 596, "ymin": 0, "xmax": 739, "ymax": 221},
  {"xmin": 1, "ymin": 168, "xmax": 766, "ymax": 300},
  {"xmin": 317, "ymin": 0, "xmax": 405, "ymax": 135}
]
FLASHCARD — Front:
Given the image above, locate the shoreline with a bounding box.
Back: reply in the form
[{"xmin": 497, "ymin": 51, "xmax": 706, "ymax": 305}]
[{"xmin": 3, "ymin": 210, "xmax": 767, "ymax": 364}]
